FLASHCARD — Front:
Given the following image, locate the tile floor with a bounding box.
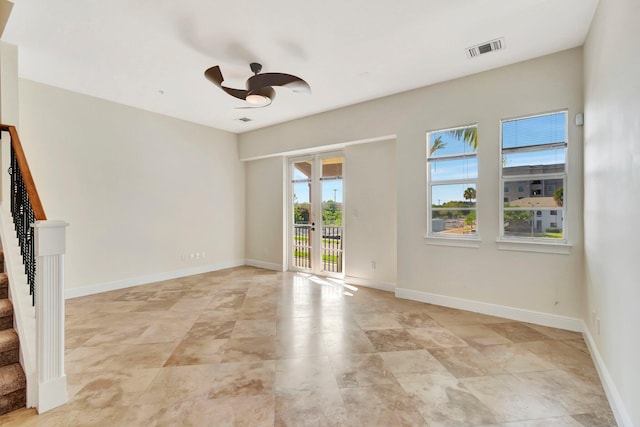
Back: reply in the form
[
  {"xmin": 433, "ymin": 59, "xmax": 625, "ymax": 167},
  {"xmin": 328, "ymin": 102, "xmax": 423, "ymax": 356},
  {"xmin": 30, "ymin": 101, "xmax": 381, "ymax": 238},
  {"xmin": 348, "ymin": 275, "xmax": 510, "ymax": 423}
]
[{"xmin": 0, "ymin": 266, "xmax": 616, "ymax": 426}]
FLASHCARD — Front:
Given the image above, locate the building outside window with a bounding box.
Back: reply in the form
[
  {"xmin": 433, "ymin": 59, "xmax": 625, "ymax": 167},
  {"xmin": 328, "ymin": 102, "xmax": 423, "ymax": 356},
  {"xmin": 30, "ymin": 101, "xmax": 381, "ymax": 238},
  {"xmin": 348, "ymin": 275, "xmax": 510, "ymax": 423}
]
[
  {"xmin": 501, "ymin": 111, "xmax": 567, "ymax": 240},
  {"xmin": 427, "ymin": 124, "xmax": 478, "ymax": 238}
]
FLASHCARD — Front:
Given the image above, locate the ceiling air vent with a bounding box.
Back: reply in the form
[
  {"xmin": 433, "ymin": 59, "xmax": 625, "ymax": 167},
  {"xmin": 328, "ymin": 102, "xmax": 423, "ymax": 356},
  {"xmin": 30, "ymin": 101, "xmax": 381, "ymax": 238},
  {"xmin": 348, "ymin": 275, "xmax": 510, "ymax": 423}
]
[
  {"xmin": 466, "ymin": 38, "xmax": 505, "ymax": 58},
  {"xmin": 237, "ymin": 117, "xmax": 252, "ymax": 123}
]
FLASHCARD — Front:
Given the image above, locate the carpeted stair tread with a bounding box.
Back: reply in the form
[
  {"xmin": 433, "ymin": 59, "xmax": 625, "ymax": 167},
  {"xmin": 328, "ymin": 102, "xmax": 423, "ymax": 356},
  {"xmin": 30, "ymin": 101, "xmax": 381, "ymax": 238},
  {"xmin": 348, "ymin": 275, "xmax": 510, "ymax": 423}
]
[
  {"xmin": 0, "ymin": 299, "xmax": 13, "ymax": 331},
  {"xmin": 0, "ymin": 299, "xmax": 12, "ymax": 318},
  {"xmin": 0, "ymin": 364, "xmax": 25, "ymax": 396},
  {"xmin": 0, "ymin": 274, "xmax": 7, "ymax": 300},
  {"xmin": 0, "ymin": 330, "xmax": 18, "ymax": 353},
  {"xmin": 0, "ymin": 363, "xmax": 26, "ymax": 416}
]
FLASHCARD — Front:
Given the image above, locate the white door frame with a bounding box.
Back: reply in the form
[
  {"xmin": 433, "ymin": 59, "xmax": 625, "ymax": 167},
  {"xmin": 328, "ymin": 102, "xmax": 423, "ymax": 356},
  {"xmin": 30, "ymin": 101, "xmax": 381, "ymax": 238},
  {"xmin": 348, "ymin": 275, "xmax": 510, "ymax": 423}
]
[{"xmin": 287, "ymin": 151, "xmax": 345, "ymax": 278}]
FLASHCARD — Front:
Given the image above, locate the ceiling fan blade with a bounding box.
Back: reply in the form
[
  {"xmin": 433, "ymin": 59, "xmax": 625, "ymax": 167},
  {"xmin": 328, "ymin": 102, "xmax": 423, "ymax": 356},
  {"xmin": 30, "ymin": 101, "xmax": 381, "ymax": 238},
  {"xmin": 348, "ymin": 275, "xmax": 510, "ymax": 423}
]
[
  {"xmin": 248, "ymin": 73, "xmax": 311, "ymax": 94},
  {"xmin": 204, "ymin": 66, "xmax": 248, "ymax": 100}
]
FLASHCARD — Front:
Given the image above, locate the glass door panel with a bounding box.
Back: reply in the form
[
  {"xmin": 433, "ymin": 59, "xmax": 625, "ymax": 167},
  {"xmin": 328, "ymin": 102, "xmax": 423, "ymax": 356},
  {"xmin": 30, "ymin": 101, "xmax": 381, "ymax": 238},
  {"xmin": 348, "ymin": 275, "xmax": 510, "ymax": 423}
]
[
  {"xmin": 292, "ymin": 160, "xmax": 313, "ymax": 271},
  {"xmin": 289, "ymin": 154, "xmax": 344, "ymax": 277},
  {"xmin": 320, "ymin": 157, "xmax": 343, "ymax": 274}
]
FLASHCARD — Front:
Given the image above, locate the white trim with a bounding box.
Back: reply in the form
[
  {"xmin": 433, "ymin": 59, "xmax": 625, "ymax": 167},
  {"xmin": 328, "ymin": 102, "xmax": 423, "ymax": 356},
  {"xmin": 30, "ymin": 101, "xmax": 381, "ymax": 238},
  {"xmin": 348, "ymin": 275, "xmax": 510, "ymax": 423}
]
[
  {"xmin": 582, "ymin": 322, "xmax": 634, "ymax": 427},
  {"xmin": 64, "ymin": 259, "xmax": 245, "ymax": 299},
  {"xmin": 37, "ymin": 375, "xmax": 66, "ymax": 414},
  {"xmin": 245, "ymin": 259, "xmax": 285, "ymax": 272},
  {"xmin": 344, "ymin": 276, "xmax": 395, "ymax": 293},
  {"xmin": 424, "ymin": 236, "xmax": 481, "ymax": 248},
  {"xmin": 240, "ymin": 134, "xmax": 396, "ymax": 162},
  {"xmin": 395, "ymin": 287, "xmax": 582, "ymax": 332},
  {"xmin": 496, "ymin": 239, "xmax": 572, "ymax": 254}
]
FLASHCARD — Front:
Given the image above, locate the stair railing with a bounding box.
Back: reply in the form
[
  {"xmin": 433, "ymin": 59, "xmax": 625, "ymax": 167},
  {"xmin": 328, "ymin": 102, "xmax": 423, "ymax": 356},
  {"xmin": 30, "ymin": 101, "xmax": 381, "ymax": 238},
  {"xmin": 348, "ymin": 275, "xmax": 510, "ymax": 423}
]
[
  {"xmin": 0, "ymin": 124, "xmax": 67, "ymax": 413},
  {"xmin": 2, "ymin": 124, "xmax": 46, "ymax": 305}
]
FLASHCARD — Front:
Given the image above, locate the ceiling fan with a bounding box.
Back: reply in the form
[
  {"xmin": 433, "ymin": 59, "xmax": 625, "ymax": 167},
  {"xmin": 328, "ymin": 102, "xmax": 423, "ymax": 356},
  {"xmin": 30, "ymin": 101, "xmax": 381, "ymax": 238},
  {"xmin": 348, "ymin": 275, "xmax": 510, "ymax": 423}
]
[{"xmin": 204, "ymin": 62, "xmax": 310, "ymax": 107}]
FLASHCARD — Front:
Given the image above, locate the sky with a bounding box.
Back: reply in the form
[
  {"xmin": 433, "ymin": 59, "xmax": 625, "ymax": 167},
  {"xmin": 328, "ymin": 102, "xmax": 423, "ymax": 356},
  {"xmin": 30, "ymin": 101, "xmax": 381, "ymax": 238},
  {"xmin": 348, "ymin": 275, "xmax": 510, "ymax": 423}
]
[{"xmin": 292, "ymin": 180, "xmax": 343, "ymax": 204}]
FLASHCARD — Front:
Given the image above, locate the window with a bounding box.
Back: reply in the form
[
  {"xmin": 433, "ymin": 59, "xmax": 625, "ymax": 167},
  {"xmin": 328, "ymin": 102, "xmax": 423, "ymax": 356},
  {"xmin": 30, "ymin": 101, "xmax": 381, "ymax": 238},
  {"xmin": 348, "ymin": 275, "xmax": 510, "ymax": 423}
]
[
  {"xmin": 501, "ymin": 111, "xmax": 567, "ymax": 241},
  {"xmin": 427, "ymin": 124, "xmax": 478, "ymax": 239}
]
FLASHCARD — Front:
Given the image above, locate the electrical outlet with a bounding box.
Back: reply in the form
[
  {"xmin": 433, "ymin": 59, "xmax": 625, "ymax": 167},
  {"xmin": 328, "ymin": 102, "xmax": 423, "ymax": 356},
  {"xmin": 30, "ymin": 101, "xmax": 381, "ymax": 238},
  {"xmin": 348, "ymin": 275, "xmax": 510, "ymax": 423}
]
[
  {"xmin": 189, "ymin": 253, "xmax": 195, "ymax": 261},
  {"xmin": 181, "ymin": 254, "xmax": 186, "ymax": 262},
  {"xmin": 196, "ymin": 252, "xmax": 201, "ymax": 260},
  {"xmin": 202, "ymin": 251, "xmax": 206, "ymax": 259},
  {"xmin": 370, "ymin": 261, "xmax": 376, "ymax": 270}
]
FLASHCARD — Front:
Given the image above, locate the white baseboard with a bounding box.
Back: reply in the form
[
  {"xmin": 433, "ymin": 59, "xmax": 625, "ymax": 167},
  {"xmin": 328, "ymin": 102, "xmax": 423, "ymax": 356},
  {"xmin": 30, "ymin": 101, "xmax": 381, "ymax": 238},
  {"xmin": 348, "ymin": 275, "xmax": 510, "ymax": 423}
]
[
  {"xmin": 344, "ymin": 276, "xmax": 395, "ymax": 293},
  {"xmin": 245, "ymin": 259, "xmax": 285, "ymax": 272},
  {"xmin": 65, "ymin": 259, "xmax": 245, "ymax": 299},
  {"xmin": 582, "ymin": 322, "xmax": 633, "ymax": 427},
  {"xmin": 395, "ymin": 288, "xmax": 583, "ymax": 332}
]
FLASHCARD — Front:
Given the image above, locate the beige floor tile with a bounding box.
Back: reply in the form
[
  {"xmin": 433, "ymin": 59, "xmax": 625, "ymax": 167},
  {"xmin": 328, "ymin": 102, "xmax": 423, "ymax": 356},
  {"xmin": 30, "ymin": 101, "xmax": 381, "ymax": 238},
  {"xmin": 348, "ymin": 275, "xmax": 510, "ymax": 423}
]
[
  {"xmin": 365, "ymin": 328, "xmax": 425, "ymax": 352},
  {"xmin": 407, "ymin": 325, "xmax": 469, "ymax": 349},
  {"xmin": 478, "ymin": 343, "xmax": 557, "ymax": 373},
  {"xmin": 139, "ymin": 361, "xmax": 275, "ymax": 405},
  {"xmin": 446, "ymin": 324, "xmax": 514, "ymax": 348},
  {"xmin": 380, "ymin": 350, "xmax": 455, "ymax": 384},
  {"xmin": 392, "ymin": 311, "xmax": 440, "ymax": 328},
  {"xmin": 485, "ymin": 322, "xmax": 553, "ymax": 343},
  {"xmin": 341, "ymin": 383, "xmax": 428, "ymax": 426},
  {"xmin": 164, "ymin": 338, "xmax": 227, "ymax": 366},
  {"xmin": 354, "ymin": 312, "xmax": 404, "ymax": 330},
  {"xmin": 0, "ymin": 266, "xmax": 614, "ymax": 426},
  {"xmin": 429, "ymin": 346, "xmax": 506, "ymax": 378},
  {"xmin": 329, "ymin": 353, "xmax": 397, "ymax": 388},
  {"xmin": 461, "ymin": 373, "xmax": 569, "ymax": 422},
  {"xmin": 232, "ymin": 319, "xmax": 277, "ymax": 338},
  {"xmin": 322, "ymin": 329, "xmax": 376, "ymax": 354},
  {"xmin": 402, "ymin": 379, "xmax": 497, "ymax": 427},
  {"xmin": 274, "ymin": 357, "xmax": 347, "ymax": 426}
]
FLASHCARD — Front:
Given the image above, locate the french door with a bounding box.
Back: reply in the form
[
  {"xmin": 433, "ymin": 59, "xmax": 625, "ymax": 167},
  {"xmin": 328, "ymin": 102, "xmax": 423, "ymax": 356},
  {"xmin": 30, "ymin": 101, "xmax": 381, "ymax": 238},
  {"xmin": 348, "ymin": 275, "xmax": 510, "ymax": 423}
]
[{"xmin": 289, "ymin": 153, "xmax": 344, "ymax": 277}]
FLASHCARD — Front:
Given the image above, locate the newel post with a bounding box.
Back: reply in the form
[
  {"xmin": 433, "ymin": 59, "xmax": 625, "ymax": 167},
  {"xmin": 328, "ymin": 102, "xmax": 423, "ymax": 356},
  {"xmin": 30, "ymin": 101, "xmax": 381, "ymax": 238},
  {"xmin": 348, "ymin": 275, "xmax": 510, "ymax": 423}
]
[{"xmin": 33, "ymin": 220, "xmax": 68, "ymax": 413}]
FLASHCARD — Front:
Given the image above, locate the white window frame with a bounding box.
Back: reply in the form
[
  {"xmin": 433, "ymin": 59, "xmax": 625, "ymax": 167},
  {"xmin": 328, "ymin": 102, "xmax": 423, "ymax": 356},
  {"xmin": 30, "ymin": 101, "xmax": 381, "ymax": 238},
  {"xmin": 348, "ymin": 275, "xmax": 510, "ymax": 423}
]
[
  {"xmin": 425, "ymin": 123, "xmax": 480, "ymax": 248},
  {"xmin": 497, "ymin": 110, "xmax": 572, "ymax": 254}
]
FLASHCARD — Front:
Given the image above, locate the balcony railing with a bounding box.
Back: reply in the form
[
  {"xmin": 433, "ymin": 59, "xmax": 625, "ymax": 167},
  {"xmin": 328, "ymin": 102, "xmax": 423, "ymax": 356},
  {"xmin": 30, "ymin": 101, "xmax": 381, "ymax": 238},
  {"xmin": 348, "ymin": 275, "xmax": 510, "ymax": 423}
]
[{"xmin": 293, "ymin": 225, "xmax": 343, "ymax": 273}]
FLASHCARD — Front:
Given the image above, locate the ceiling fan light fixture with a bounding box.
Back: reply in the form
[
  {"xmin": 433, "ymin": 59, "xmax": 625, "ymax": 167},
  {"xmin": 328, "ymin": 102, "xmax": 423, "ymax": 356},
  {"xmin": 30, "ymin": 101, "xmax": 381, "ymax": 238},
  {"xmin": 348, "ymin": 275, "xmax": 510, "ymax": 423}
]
[{"xmin": 246, "ymin": 94, "xmax": 270, "ymax": 105}]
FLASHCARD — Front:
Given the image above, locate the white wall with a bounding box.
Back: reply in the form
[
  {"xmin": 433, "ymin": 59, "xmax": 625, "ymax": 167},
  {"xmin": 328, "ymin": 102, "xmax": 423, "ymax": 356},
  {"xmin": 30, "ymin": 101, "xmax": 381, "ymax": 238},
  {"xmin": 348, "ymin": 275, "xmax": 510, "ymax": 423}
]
[
  {"xmin": 240, "ymin": 48, "xmax": 585, "ymax": 320},
  {"xmin": 245, "ymin": 156, "xmax": 285, "ymax": 270},
  {"xmin": 344, "ymin": 139, "xmax": 396, "ymax": 286},
  {"xmin": 583, "ymin": 0, "xmax": 640, "ymax": 425},
  {"xmin": 18, "ymin": 79, "xmax": 245, "ymax": 293}
]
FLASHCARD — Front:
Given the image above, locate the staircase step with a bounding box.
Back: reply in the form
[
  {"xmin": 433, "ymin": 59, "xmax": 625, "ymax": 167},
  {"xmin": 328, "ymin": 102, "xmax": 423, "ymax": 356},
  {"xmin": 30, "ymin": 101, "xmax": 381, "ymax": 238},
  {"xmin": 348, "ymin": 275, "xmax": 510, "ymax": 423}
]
[
  {"xmin": 0, "ymin": 274, "xmax": 7, "ymax": 300},
  {"xmin": 0, "ymin": 300, "xmax": 13, "ymax": 331},
  {"xmin": 0, "ymin": 330, "xmax": 19, "ymax": 368},
  {"xmin": 0, "ymin": 364, "xmax": 26, "ymax": 415},
  {"xmin": 0, "ymin": 250, "xmax": 4, "ymax": 273}
]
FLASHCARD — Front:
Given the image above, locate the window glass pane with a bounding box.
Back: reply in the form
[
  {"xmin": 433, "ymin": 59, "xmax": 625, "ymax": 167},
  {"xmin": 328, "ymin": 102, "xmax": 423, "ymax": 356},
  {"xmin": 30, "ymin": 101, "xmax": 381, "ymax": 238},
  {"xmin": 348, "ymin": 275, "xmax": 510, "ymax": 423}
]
[
  {"xmin": 431, "ymin": 184, "xmax": 476, "ymax": 208},
  {"xmin": 293, "ymin": 161, "xmax": 312, "ymax": 181},
  {"xmin": 432, "ymin": 209, "xmax": 477, "ymax": 236},
  {"xmin": 503, "ymin": 208, "xmax": 563, "ymax": 239},
  {"xmin": 430, "ymin": 157, "xmax": 478, "ymax": 182},
  {"xmin": 502, "ymin": 112, "xmax": 567, "ymax": 149},
  {"xmin": 503, "ymin": 149, "xmax": 565, "ymax": 175},
  {"xmin": 503, "ymin": 179, "xmax": 563, "ymax": 204},
  {"xmin": 293, "ymin": 182, "xmax": 310, "ymax": 224},
  {"xmin": 429, "ymin": 126, "xmax": 477, "ymax": 157}
]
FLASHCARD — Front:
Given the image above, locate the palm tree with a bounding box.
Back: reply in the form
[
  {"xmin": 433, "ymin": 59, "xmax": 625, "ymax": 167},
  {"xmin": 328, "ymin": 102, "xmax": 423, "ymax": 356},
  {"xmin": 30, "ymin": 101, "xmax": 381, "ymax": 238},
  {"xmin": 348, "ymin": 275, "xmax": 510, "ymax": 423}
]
[
  {"xmin": 463, "ymin": 187, "xmax": 476, "ymax": 202},
  {"xmin": 429, "ymin": 136, "xmax": 447, "ymax": 156},
  {"xmin": 449, "ymin": 127, "xmax": 478, "ymax": 151}
]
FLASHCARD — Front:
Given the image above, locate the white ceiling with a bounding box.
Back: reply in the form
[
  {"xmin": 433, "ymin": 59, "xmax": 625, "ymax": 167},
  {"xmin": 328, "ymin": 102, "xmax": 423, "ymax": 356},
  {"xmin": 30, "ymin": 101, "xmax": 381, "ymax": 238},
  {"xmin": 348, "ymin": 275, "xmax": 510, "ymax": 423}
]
[{"xmin": 2, "ymin": 0, "xmax": 598, "ymax": 134}]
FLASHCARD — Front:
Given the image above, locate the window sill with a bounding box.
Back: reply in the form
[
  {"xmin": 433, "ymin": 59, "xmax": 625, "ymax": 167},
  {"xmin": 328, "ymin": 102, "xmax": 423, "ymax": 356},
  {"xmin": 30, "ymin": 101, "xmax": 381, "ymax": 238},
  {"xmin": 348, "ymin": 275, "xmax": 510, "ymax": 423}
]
[
  {"xmin": 496, "ymin": 238, "xmax": 572, "ymax": 255},
  {"xmin": 424, "ymin": 235, "xmax": 481, "ymax": 248}
]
